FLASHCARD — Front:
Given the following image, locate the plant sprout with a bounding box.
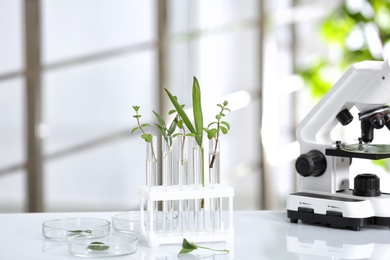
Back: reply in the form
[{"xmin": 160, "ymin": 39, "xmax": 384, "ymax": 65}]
[
  {"xmin": 204, "ymin": 100, "xmax": 231, "ymax": 168},
  {"xmin": 168, "ymin": 103, "xmax": 196, "ymax": 165},
  {"xmin": 178, "ymin": 238, "xmax": 229, "ymax": 256},
  {"xmin": 165, "ymin": 77, "xmax": 205, "ymax": 186},
  {"xmin": 153, "ymin": 110, "xmax": 178, "ymax": 157},
  {"xmin": 131, "ymin": 106, "xmax": 157, "ymax": 161}
]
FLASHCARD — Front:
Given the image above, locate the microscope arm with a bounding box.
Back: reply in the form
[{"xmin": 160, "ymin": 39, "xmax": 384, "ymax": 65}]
[{"xmin": 297, "ymin": 60, "xmax": 390, "ymax": 150}]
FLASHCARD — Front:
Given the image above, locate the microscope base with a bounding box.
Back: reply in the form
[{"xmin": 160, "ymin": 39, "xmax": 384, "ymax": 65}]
[{"xmin": 287, "ymin": 192, "xmax": 390, "ymax": 231}]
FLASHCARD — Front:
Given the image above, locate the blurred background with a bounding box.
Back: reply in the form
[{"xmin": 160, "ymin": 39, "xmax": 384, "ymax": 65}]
[{"xmin": 1, "ymin": 0, "xmax": 390, "ymax": 213}]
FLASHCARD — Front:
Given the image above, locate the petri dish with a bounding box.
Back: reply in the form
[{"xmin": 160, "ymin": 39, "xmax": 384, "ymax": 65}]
[
  {"xmin": 112, "ymin": 212, "xmax": 145, "ymax": 236},
  {"xmin": 42, "ymin": 218, "xmax": 110, "ymax": 241},
  {"xmin": 68, "ymin": 233, "xmax": 138, "ymax": 257}
]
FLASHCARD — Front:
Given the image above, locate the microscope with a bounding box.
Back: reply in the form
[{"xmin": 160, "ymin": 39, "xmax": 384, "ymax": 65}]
[{"xmin": 287, "ymin": 59, "xmax": 390, "ymax": 231}]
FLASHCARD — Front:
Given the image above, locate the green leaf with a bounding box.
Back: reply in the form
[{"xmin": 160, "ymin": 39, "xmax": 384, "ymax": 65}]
[
  {"xmin": 68, "ymin": 229, "xmax": 92, "ymax": 234},
  {"xmin": 168, "ymin": 109, "xmax": 176, "ymax": 115},
  {"xmin": 221, "ymin": 126, "xmax": 228, "ymax": 134},
  {"xmin": 182, "ymin": 238, "xmax": 198, "ymax": 250},
  {"xmin": 178, "ymin": 248, "xmax": 196, "ymax": 255},
  {"xmin": 156, "ymin": 124, "xmax": 168, "ymax": 141},
  {"xmin": 223, "ymin": 100, "xmax": 228, "ymax": 106},
  {"xmin": 141, "ymin": 123, "xmax": 151, "ymax": 128},
  {"xmin": 210, "ymin": 128, "xmax": 218, "ymax": 139},
  {"xmin": 168, "ymin": 115, "xmax": 179, "ymax": 135},
  {"xmin": 216, "ymin": 114, "xmax": 221, "ymax": 120},
  {"xmin": 132, "ymin": 106, "xmax": 140, "ymax": 112},
  {"xmin": 87, "ymin": 242, "xmax": 110, "ymax": 251},
  {"xmin": 221, "ymin": 121, "xmax": 230, "ymax": 130},
  {"xmin": 133, "ymin": 115, "xmax": 141, "ymax": 119},
  {"xmin": 153, "ymin": 111, "xmax": 167, "ymax": 130},
  {"xmin": 178, "ymin": 238, "xmax": 229, "ymax": 256},
  {"xmin": 165, "ymin": 89, "xmax": 196, "ymax": 134},
  {"xmin": 224, "ymin": 107, "xmax": 231, "ymax": 112},
  {"xmin": 173, "ymin": 133, "xmax": 183, "ymax": 138},
  {"xmin": 141, "ymin": 134, "xmax": 153, "ymax": 143},
  {"xmin": 131, "ymin": 127, "xmax": 139, "ymax": 134},
  {"xmin": 192, "ymin": 76, "xmax": 204, "ymax": 146},
  {"xmin": 177, "ymin": 120, "xmax": 183, "ymax": 129}
]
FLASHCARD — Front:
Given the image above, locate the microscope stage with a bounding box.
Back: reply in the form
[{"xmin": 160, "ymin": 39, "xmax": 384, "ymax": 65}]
[{"xmin": 326, "ymin": 144, "xmax": 390, "ymax": 160}]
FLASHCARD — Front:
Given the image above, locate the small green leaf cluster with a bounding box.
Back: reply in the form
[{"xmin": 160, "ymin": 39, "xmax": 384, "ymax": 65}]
[
  {"xmin": 153, "ymin": 110, "xmax": 178, "ymax": 148},
  {"xmin": 131, "ymin": 106, "xmax": 153, "ymax": 143},
  {"xmin": 178, "ymin": 238, "xmax": 229, "ymax": 256},
  {"xmin": 204, "ymin": 100, "xmax": 231, "ymax": 140}
]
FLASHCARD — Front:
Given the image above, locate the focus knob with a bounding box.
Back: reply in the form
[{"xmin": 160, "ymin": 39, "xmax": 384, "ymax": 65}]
[
  {"xmin": 295, "ymin": 150, "xmax": 327, "ymax": 177},
  {"xmin": 353, "ymin": 174, "xmax": 381, "ymax": 197}
]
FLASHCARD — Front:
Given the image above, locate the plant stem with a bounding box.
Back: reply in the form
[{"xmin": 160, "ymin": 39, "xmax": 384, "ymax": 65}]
[
  {"xmin": 180, "ymin": 127, "xmax": 186, "ymax": 166},
  {"xmin": 209, "ymin": 105, "xmax": 224, "ymax": 168},
  {"xmin": 209, "ymin": 132, "xmax": 219, "ymax": 168},
  {"xmin": 201, "ymin": 147, "xmax": 205, "ymax": 187},
  {"xmin": 136, "ymin": 116, "xmax": 157, "ymax": 161},
  {"xmin": 197, "ymin": 245, "xmax": 229, "ymax": 253}
]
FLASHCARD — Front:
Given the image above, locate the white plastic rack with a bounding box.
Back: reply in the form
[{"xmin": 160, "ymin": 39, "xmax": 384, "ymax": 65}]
[{"xmin": 139, "ymin": 184, "xmax": 234, "ymax": 247}]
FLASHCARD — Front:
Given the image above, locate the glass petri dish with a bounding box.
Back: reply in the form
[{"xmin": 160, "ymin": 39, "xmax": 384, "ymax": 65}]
[
  {"xmin": 42, "ymin": 218, "xmax": 110, "ymax": 241},
  {"xmin": 68, "ymin": 233, "xmax": 138, "ymax": 257},
  {"xmin": 112, "ymin": 212, "xmax": 145, "ymax": 236}
]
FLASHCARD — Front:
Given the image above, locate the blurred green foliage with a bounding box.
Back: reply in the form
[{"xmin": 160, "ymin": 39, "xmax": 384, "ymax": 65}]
[
  {"xmin": 299, "ymin": 1, "xmax": 390, "ymax": 171},
  {"xmin": 299, "ymin": 0, "xmax": 390, "ymax": 98}
]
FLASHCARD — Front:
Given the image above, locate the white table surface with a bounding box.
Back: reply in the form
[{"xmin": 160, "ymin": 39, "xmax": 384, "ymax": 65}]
[{"xmin": 1, "ymin": 210, "xmax": 390, "ymax": 259}]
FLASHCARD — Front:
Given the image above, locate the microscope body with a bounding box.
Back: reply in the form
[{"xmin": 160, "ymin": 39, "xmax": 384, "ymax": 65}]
[{"xmin": 287, "ymin": 59, "xmax": 390, "ymax": 230}]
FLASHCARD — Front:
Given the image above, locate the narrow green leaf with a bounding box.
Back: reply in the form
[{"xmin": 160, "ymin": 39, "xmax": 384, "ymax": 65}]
[
  {"xmin": 192, "ymin": 77, "xmax": 203, "ymax": 146},
  {"xmin": 133, "ymin": 115, "xmax": 141, "ymax": 119},
  {"xmin": 131, "ymin": 127, "xmax": 139, "ymax": 134},
  {"xmin": 224, "ymin": 107, "xmax": 231, "ymax": 112},
  {"xmin": 173, "ymin": 133, "xmax": 184, "ymax": 138},
  {"xmin": 221, "ymin": 121, "xmax": 230, "ymax": 130},
  {"xmin": 217, "ymin": 104, "xmax": 223, "ymax": 109},
  {"xmin": 168, "ymin": 115, "xmax": 178, "ymax": 135},
  {"xmin": 165, "ymin": 89, "xmax": 196, "ymax": 134},
  {"xmin": 155, "ymin": 124, "xmax": 168, "ymax": 141},
  {"xmin": 153, "ymin": 111, "xmax": 167, "ymax": 130},
  {"xmin": 168, "ymin": 109, "xmax": 176, "ymax": 115},
  {"xmin": 132, "ymin": 106, "xmax": 140, "ymax": 111}
]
